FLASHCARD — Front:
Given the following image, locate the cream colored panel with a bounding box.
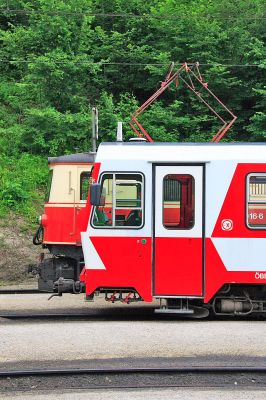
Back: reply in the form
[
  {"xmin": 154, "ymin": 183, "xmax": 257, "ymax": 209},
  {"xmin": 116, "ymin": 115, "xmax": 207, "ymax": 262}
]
[{"xmin": 49, "ymin": 165, "xmax": 92, "ymax": 203}]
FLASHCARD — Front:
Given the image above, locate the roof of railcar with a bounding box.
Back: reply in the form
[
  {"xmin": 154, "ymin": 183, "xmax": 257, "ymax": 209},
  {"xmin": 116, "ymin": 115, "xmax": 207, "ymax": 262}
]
[
  {"xmin": 48, "ymin": 152, "xmax": 95, "ymax": 164},
  {"xmin": 96, "ymin": 142, "xmax": 266, "ymax": 163}
]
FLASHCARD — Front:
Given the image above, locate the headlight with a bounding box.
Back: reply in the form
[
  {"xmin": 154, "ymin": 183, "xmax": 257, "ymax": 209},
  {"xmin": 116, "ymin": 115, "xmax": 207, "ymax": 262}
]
[{"xmin": 40, "ymin": 214, "xmax": 48, "ymax": 227}]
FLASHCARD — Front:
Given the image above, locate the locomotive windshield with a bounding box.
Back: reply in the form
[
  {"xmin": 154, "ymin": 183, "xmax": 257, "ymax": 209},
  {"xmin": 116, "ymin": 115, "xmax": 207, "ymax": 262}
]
[{"xmin": 92, "ymin": 173, "xmax": 143, "ymax": 228}]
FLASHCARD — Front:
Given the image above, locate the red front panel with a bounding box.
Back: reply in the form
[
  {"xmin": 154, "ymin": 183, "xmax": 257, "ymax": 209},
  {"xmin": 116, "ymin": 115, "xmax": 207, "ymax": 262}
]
[
  {"xmin": 84, "ymin": 236, "xmax": 152, "ymax": 302},
  {"xmin": 154, "ymin": 237, "xmax": 202, "ymax": 295},
  {"xmin": 43, "ymin": 204, "xmax": 90, "ymax": 244},
  {"xmin": 43, "ymin": 162, "xmax": 101, "ymax": 246}
]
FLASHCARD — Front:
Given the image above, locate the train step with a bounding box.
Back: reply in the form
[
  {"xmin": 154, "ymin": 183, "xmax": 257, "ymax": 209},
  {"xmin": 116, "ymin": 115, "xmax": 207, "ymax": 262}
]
[
  {"xmin": 154, "ymin": 308, "xmax": 194, "ymax": 315},
  {"xmin": 154, "ymin": 305, "xmax": 209, "ymax": 318}
]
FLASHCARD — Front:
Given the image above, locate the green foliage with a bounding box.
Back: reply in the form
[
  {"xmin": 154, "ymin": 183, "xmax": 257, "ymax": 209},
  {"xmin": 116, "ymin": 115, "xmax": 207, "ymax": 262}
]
[
  {"xmin": 1, "ymin": 0, "xmax": 265, "ymax": 150},
  {"xmin": 0, "ymin": 0, "xmax": 265, "ymax": 222},
  {"xmin": 0, "ymin": 181, "xmax": 28, "ymax": 207},
  {"xmin": 248, "ymin": 86, "xmax": 266, "ymax": 140},
  {"xmin": 0, "ymin": 154, "xmax": 47, "ymax": 221}
]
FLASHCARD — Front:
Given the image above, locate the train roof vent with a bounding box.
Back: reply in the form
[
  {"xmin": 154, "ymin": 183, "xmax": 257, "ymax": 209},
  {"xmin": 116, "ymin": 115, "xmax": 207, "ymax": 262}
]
[{"xmin": 128, "ymin": 137, "xmax": 148, "ymax": 142}]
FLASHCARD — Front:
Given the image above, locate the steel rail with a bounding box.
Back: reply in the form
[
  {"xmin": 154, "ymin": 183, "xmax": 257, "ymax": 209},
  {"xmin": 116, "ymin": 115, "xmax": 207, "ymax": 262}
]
[
  {"xmin": 0, "ymin": 312, "xmax": 97, "ymax": 319},
  {"xmin": 0, "ymin": 289, "xmax": 41, "ymax": 295},
  {"xmin": 1, "ymin": 365, "xmax": 266, "ymax": 377},
  {"xmin": 0, "ymin": 310, "xmax": 157, "ymax": 320}
]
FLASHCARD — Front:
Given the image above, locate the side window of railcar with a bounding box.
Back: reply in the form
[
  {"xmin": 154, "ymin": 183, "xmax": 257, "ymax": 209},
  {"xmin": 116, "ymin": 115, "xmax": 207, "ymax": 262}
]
[
  {"xmin": 163, "ymin": 174, "xmax": 195, "ymax": 229},
  {"xmin": 92, "ymin": 173, "xmax": 143, "ymax": 228},
  {"xmin": 80, "ymin": 172, "xmax": 91, "ymax": 201},
  {"xmin": 247, "ymin": 174, "xmax": 266, "ymax": 229}
]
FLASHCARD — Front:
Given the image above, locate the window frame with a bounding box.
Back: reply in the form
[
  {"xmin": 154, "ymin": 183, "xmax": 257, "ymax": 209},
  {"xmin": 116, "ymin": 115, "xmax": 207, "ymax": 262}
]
[
  {"xmin": 91, "ymin": 171, "xmax": 145, "ymax": 230},
  {"xmin": 246, "ymin": 172, "xmax": 266, "ymax": 230}
]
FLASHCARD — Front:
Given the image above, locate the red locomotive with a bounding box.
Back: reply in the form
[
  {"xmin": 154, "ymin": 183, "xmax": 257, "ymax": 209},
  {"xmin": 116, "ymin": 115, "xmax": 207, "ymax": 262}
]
[{"xmin": 33, "ymin": 152, "xmax": 95, "ymax": 293}]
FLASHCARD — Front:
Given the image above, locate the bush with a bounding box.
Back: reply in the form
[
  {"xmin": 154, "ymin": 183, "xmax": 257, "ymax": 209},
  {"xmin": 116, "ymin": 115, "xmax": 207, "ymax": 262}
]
[
  {"xmin": 0, "ymin": 154, "xmax": 48, "ymax": 224},
  {"xmin": 0, "ymin": 182, "xmax": 28, "ymax": 208}
]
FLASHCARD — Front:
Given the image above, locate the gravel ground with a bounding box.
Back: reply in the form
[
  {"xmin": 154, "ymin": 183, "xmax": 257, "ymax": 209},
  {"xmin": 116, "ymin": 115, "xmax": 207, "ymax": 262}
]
[
  {"xmin": 0, "ymin": 318, "xmax": 266, "ymax": 364},
  {"xmin": 1, "ymin": 294, "xmax": 265, "ymax": 399},
  {"xmin": 2, "ymin": 388, "xmax": 266, "ymax": 400}
]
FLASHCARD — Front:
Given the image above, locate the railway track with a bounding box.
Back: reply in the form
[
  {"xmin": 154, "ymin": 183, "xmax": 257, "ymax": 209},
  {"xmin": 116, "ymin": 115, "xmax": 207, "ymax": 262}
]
[
  {"xmin": 0, "ymin": 288, "xmax": 41, "ymax": 295},
  {"xmin": 1, "ymin": 309, "xmax": 264, "ymax": 321},
  {"xmin": 0, "ymin": 311, "xmax": 98, "ymax": 319},
  {"xmin": 1, "ymin": 365, "xmax": 266, "ymax": 393},
  {"xmin": 0, "ymin": 307, "xmax": 157, "ymax": 320},
  {"xmin": 1, "ymin": 365, "xmax": 266, "ymax": 377}
]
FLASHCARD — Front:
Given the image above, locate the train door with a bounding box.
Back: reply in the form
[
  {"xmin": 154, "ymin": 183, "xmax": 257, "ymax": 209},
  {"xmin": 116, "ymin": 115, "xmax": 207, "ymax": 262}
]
[{"xmin": 153, "ymin": 165, "xmax": 204, "ymax": 297}]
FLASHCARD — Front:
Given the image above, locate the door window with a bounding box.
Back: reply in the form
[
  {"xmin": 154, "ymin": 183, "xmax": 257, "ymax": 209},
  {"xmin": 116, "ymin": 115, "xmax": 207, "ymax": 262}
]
[{"xmin": 163, "ymin": 174, "xmax": 194, "ymax": 229}]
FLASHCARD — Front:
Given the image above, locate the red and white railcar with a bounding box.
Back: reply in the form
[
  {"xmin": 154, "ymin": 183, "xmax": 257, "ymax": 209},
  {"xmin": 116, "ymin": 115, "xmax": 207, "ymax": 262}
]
[{"xmin": 80, "ymin": 141, "xmax": 266, "ymax": 316}]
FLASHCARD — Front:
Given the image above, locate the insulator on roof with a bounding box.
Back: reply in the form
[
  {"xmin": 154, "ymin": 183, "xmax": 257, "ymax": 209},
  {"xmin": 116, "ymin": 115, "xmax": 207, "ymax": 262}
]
[
  {"xmin": 128, "ymin": 137, "xmax": 148, "ymax": 142},
  {"xmin": 117, "ymin": 122, "xmax": 123, "ymax": 142}
]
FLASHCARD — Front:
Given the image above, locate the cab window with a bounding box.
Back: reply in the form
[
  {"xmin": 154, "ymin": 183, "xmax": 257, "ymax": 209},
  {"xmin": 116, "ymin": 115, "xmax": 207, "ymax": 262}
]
[{"xmin": 92, "ymin": 173, "xmax": 144, "ymax": 228}]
